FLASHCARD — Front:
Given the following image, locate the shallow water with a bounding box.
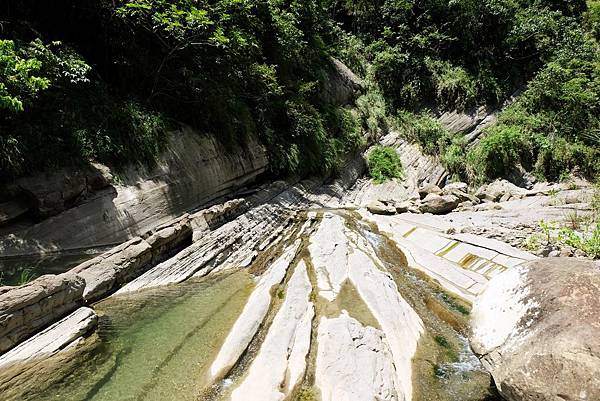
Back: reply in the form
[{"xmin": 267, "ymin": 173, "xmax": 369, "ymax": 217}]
[
  {"xmin": 33, "ymin": 271, "xmax": 254, "ymax": 401},
  {"xmin": 4, "ymin": 211, "xmax": 501, "ymax": 401},
  {"xmin": 0, "ymin": 250, "xmax": 104, "ymax": 286}
]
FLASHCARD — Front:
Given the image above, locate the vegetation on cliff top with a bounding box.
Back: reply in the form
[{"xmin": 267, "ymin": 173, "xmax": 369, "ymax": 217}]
[{"xmin": 1, "ymin": 0, "xmax": 599, "ymax": 184}]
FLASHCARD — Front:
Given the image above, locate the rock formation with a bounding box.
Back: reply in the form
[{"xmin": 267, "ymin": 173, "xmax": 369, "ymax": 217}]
[{"xmin": 470, "ymin": 258, "xmax": 600, "ymax": 401}]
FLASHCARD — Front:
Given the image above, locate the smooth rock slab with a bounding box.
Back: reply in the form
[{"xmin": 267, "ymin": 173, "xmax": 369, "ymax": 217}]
[
  {"xmin": 316, "ymin": 312, "xmax": 399, "ymax": 401},
  {"xmin": 231, "ymin": 261, "xmax": 313, "ymax": 401},
  {"xmin": 209, "ymin": 241, "xmax": 300, "ymax": 379},
  {"xmin": 308, "ymin": 213, "xmax": 349, "ymax": 301},
  {"xmin": 471, "ymin": 258, "xmax": 600, "ymax": 401},
  {"xmin": 347, "ymin": 245, "xmax": 424, "ymax": 401},
  {"xmin": 0, "ymin": 307, "xmax": 97, "ymax": 369}
]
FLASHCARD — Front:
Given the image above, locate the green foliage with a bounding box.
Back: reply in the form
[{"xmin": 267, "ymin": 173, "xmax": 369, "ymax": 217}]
[
  {"xmin": 466, "ymin": 125, "xmax": 530, "ymax": 182},
  {"xmin": 396, "ymin": 112, "xmax": 450, "ymax": 155},
  {"xmin": 367, "ymin": 145, "xmax": 403, "ymax": 183},
  {"xmin": 465, "ymin": 29, "xmax": 600, "ymax": 183},
  {"xmin": 558, "ymin": 224, "xmax": 600, "ymax": 258}
]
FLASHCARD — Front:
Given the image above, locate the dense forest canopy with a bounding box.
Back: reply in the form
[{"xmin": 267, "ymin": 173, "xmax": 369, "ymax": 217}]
[{"xmin": 0, "ymin": 0, "xmax": 598, "ymax": 183}]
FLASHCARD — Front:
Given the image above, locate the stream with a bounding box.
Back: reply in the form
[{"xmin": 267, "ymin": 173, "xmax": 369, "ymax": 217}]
[{"xmin": 1, "ymin": 210, "xmax": 502, "ymax": 401}]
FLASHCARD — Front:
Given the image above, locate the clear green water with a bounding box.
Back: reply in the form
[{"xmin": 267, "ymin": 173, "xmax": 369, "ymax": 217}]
[{"xmin": 34, "ymin": 271, "xmax": 254, "ymax": 401}]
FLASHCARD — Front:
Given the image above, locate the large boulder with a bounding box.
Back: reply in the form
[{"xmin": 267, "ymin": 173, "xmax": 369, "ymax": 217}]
[
  {"xmin": 367, "ymin": 201, "xmax": 397, "ymax": 215},
  {"xmin": 321, "ymin": 58, "xmax": 363, "ymax": 106},
  {"xmin": 470, "ymin": 258, "xmax": 600, "ymax": 401},
  {"xmin": 419, "ymin": 193, "xmax": 459, "ymax": 214}
]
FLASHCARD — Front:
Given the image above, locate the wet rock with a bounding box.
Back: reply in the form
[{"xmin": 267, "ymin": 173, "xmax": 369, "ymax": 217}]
[
  {"xmin": 231, "ymin": 261, "xmax": 313, "ymax": 401},
  {"xmin": 0, "ymin": 273, "xmax": 85, "ymax": 353},
  {"xmin": 347, "ymin": 246, "xmax": 423, "ymax": 399},
  {"xmin": 470, "ymin": 258, "xmax": 600, "ymax": 401},
  {"xmin": 210, "ymin": 242, "xmax": 300, "ymax": 379},
  {"xmin": 419, "ymin": 193, "xmax": 459, "ymax": 214},
  {"xmin": 367, "ymin": 201, "xmax": 397, "ymax": 215},
  {"xmin": 316, "ymin": 313, "xmax": 399, "ymax": 401}
]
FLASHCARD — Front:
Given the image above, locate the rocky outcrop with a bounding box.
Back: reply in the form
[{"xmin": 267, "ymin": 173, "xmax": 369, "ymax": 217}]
[
  {"xmin": 231, "ymin": 261, "xmax": 313, "ymax": 401},
  {"xmin": 0, "ymin": 273, "xmax": 85, "ymax": 353},
  {"xmin": 470, "ymin": 258, "xmax": 600, "ymax": 401},
  {"xmin": 0, "ymin": 212, "xmax": 193, "ymax": 353},
  {"xmin": 0, "ymin": 307, "xmax": 96, "ymax": 370},
  {"xmin": 321, "ymin": 58, "xmax": 363, "ymax": 106},
  {"xmin": 363, "ymin": 211, "xmax": 536, "ymax": 302},
  {"xmin": 210, "ymin": 241, "xmax": 300, "ymax": 380},
  {"xmin": 0, "ymin": 127, "xmax": 267, "ymax": 257},
  {"xmin": 379, "ymin": 132, "xmax": 448, "ymax": 188},
  {"xmin": 316, "ymin": 313, "xmax": 399, "ymax": 401}
]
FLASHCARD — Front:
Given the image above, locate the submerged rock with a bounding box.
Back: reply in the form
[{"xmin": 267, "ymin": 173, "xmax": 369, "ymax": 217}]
[{"xmin": 470, "ymin": 258, "xmax": 600, "ymax": 401}]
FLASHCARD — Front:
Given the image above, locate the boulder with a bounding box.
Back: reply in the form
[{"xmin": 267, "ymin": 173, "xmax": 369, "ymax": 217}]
[
  {"xmin": 321, "ymin": 58, "xmax": 363, "ymax": 106},
  {"xmin": 418, "ymin": 183, "xmax": 442, "ymax": 199},
  {"xmin": 443, "ymin": 186, "xmax": 480, "ymax": 204},
  {"xmin": 470, "ymin": 258, "xmax": 600, "ymax": 401},
  {"xmin": 444, "ymin": 182, "xmax": 469, "ymax": 192},
  {"xmin": 367, "ymin": 201, "xmax": 397, "ymax": 215},
  {"xmin": 419, "ymin": 193, "xmax": 459, "ymax": 214},
  {"xmin": 475, "ymin": 179, "xmax": 526, "ymax": 203}
]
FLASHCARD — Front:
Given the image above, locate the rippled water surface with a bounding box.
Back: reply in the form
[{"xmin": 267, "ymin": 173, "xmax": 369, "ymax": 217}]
[{"xmin": 35, "ymin": 271, "xmax": 254, "ymax": 401}]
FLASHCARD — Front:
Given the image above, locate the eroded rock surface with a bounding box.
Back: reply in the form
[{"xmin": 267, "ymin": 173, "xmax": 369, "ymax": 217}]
[
  {"xmin": 210, "ymin": 241, "xmax": 300, "ymax": 379},
  {"xmin": 471, "ymin": 258, "xmax": 600, "ymax": 401},
  {"xmin": 231, "ymin": 261, "xmax": 313, "ymax": 401},
  {"xmin": 316, "ymin": 313, "xmax": 399, "ymax": 401}
]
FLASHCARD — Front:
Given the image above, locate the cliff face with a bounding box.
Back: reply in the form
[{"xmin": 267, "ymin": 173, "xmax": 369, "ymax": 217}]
[{"xmin": 0, "ymin": 127, "xmax": 268, "ymax": 257}]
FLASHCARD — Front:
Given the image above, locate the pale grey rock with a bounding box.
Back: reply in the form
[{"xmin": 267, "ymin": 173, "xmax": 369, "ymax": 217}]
[
  {"xmin": 74, "ymin": 237, "xmax": 153, "ymax": 302},
  {"xmin": 367, "ymin": 200, "xmax": 397, "ymax": 215},
  {"xmin": 444, "ymin": 182, "xmax": 468, "ymax": 192},
  {"xmin": 378, "ymin": 132, "xmax": 448, "ymax": 188},
  {"xmin": 0, "ymin": 272, "xmax": 85, "ymax": 353},
  {"xmin": 0, "ymin": 127, "xmax": 267, "ymax": 257},
  {"xmin": 419, "ymin": 193, "xmax": 459, "ymax": 214},
  {"xmin": 308, "ymin": 213, "xmax": 350, "ymax": 302},
  {"xmin": 471, "ymin": 258, "xmax": 600, "ymax": 401},
  {"xmin": 418, "ymin": 182, "xmax": 442, "ymax": 199},
  {"xmin": 316, "ymin": 313, "xmax": 399, "ymax": 401},
  {"xmin": 347, "ymin": 245, "xmax": 423, "ymax": 400},
  {"xmin": 231, "ymin": 261, "xmax": 313, "ymax": 401},
  {"xmin": 210, "ymin": 241, "xmax": 300, "ymax": 379},
  {"xmin": 0, "ymin": 307, "xmax": 96, "ymax": 369}
]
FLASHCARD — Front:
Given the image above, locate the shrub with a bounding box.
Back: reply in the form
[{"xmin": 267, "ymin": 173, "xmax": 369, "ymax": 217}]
[
  {"xmin": 396, "ymin": 112, "xmax": 450, "ymax": 155},
  {"xmin": 466, "ymin": 125, "xmax": 530, "ymax": 182},
  {"xmin": 368, "ymin": 145, "xmax": 403, "ymax": 183}
]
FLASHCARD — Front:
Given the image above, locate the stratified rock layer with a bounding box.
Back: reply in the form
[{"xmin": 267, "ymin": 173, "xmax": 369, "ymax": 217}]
[{"xmin": 231, "ymin": 261, "xmax": 313, "ymax": 401}]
